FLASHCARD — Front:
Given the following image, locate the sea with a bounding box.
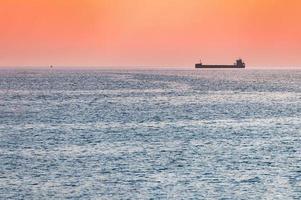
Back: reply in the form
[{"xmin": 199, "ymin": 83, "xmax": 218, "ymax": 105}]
[{"xmin": 0, "ymin": 69, "xmax": 300, "ymax": 199}]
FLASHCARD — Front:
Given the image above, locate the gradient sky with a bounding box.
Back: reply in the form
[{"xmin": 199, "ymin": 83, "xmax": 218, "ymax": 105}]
[{"xmin": 0, "ymin": 0, "xmax": 300, "ymax": 68}]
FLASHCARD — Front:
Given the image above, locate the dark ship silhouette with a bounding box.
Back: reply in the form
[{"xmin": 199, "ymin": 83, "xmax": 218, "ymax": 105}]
[{"xmin": 195, "ymin": 59, "xmax": 246, "ymax": 69}]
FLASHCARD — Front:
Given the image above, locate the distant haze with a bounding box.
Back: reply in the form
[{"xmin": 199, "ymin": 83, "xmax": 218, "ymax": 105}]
[{"xmin": 0, "ymin": 0, "xmax": 301, "ymax": 68}]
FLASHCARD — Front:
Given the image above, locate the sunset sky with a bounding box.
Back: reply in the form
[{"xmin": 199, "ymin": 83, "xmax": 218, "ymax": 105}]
[{"xmin": 0, "ymin": 0, "xmax": 300, "ymax": 68}]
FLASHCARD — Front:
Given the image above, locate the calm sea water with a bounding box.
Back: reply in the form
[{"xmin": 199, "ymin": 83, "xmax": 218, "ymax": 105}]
[{"xmin": 0, "ymin": 69, "xmax": 300, "ymax": 199}]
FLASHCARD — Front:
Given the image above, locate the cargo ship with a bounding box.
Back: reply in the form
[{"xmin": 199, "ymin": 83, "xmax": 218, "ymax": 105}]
[{"xmin": 195, "ymin": 59, "xmax": 246, "ymax": 69}]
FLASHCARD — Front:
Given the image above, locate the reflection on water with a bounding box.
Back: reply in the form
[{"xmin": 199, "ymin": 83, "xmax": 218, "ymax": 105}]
[{"xmin": 0, "ymin": 69, "xmax": 301, "ymax": 199}]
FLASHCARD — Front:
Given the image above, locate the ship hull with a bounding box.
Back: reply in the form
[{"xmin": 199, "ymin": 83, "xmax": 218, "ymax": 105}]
[{"xmin": 195, "ymin": 64, "xmax": 245, "ymax": 69}]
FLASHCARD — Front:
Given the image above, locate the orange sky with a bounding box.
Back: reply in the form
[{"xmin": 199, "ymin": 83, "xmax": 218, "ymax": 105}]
[{"xmin": 0, "ymin": 0, "xmax": 300, "ymax": 68}]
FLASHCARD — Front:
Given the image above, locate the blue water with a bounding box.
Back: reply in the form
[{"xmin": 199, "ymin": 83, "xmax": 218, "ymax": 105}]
[{"xmin": 0, "ymin": 69, "xmax": 300, "ymax": 199}]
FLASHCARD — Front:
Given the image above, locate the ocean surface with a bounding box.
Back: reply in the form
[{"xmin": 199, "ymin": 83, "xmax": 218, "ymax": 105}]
[{"xmin": 0, "ymin": 69, "xmax": 300, "ymax": 199}]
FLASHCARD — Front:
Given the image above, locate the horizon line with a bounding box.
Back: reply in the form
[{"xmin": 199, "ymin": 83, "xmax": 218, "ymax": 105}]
[{"xmin": 0, "ymin": 65, "xmax": 300, "ymax": 70}]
